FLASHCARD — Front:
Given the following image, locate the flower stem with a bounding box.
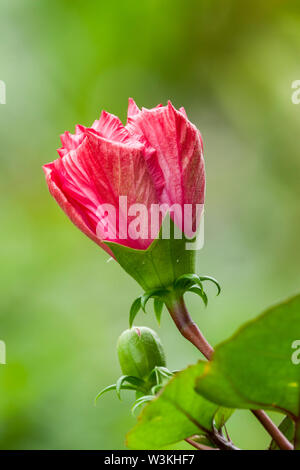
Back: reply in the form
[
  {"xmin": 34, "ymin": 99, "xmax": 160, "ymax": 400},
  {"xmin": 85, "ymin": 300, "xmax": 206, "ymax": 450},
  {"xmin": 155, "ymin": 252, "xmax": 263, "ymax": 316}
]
[
  {"xmin": 294, "ymin": 419, "xmax": 300, "ymax": 450},
  {"xmin": 185, "ymin": 437, "xmax": 217, "ymax": 451},
  {"xmin": 165, "ymin": 295, "xmax": 213, "ymax": 359},
  {"xmin": 252, "ymin": 410, "xmax": 293, "ymax": 450},
  {"xmin": 166, "ymin": 295, "xmax": 294, "ymax": 451}
]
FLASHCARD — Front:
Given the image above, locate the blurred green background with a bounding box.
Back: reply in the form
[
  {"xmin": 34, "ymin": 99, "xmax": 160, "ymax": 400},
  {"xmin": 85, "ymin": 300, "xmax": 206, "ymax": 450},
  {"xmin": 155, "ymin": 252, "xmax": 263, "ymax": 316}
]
[{"xmin": 0, "ymin": 0, "xmax": 299, "ymax": 450}]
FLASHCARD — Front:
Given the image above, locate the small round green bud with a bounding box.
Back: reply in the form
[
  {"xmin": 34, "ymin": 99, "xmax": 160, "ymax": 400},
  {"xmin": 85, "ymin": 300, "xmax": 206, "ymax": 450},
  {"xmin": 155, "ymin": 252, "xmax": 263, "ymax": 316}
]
[{"xmin": 117, "ymin": 327, "xmax": 166, "ymax": 379}]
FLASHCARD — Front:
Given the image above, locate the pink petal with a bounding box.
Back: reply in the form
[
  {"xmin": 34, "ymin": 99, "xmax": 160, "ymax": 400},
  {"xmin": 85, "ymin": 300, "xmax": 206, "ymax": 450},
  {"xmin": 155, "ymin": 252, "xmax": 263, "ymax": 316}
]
[
  {"xmin": 45, "ymin": 100, "xmax": 206, "ymax": 253},
  {"xmin": 60, "ymin": 131, "xmax": 86, "ymax": 152},
  {"xmin": 126, "ymin": 101, "xmax": 205, "ymax": 234},
  {"xmin": 59, "ymin": 110, "xmax": 132, "ymax": 158},
  {"xmin": 44, "ymin": 131, "xmax": 160, "ymax": 250},
  {"xmin": 43, "ymin": 162, "xmax": 114, "ymax": 257},
  {"xmin": 127, "ymin": 98, "xmax": 140, "ymax": 120},
  {"xmin": 127, "ymin": 98, "xmax": 163, "ymax": 123},
  {"xmin": 179, "ymin": 106, "xmax": 187, "ymax": 118},
  {"xmin": 92, "ymin": 110, "xmax": 131, "ymax": 143}
]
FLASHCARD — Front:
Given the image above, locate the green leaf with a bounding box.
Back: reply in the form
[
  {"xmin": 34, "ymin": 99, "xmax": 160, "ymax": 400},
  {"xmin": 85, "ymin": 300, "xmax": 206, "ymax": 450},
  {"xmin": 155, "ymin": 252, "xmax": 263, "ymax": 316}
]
[
  {"xmin": 154, "ymin": 298, "xmax": 164, "ymax": 324},
  {"xmin": 195, "ymin": 294, "xmax": 300, "ymax": 420},
  {"xmin": 104, "ymin": 215, "xmax": 197, "ymax": 291},
  {"xmin": 126, "ymin": 362, "xmax": 232, "ymax": 449},
  {"xmin": 295, "ymin": 421, "xmax": 300, "ymax": 450},
  {"xmin": 129, "ymin": 297, "xmax": 142, "ymax": 327},
  {"xmin": 214, "ymin": 407, "xmax": 234, "ymax": 431},
  {"xmin": 269, "ymin": 416, "xmax": 295, "ymax": 450}
]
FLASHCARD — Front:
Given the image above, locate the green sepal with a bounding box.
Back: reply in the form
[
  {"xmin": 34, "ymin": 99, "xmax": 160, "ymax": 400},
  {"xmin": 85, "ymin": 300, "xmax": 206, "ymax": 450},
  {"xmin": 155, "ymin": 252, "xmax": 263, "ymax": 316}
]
[
  {"xmin": 129, "ymin": 297, "xmax": 142, "ymax": 328},
  {"xmin": 104, "ymin": 215, "xmax": 197, "ymax": 292},
  {"xmin": 188, "ymin": 285, "xmax": 208, "ymax": 307},
  {"xmin": 150, "ymin": 383, "xmax": 164, "ymax": 395},
  {"xmin": 129, "ymin": 290, "xmax": 168, "ymax": 326},
  {"xmin": 174, "ymin": 273, "xmax": 220, "ymax": 308},
  {"xmin": 129, "ymin": 272, "xmax": 220, "ymax": 326},
  {"xmin": 174, "ymin": 273, "xmax": 203, "ymax": 292},
  {"xmin": 94, "ymin": 383, "xmax": 138, "ymax": 404},
  {"xmin": 199, "ymin": 276, "xmax": 221, "ymax": 295},
  {"xmin": 116, "ymin": 375, "xmax": 146, "ymax": 400},
  {"xmin": 141, "ymin": 289, "xmax": 169, "ymax": 313},
  {"xmin": 153, "ymin": 298, "xmax": 164, "ymax": 325},
  {"xmin": 148, "ymin": 366, "xmax": 173, "ymax": 387},
  {"xmin": 131, "ymin": 395, "xmax": 154, "ymax": 416}
]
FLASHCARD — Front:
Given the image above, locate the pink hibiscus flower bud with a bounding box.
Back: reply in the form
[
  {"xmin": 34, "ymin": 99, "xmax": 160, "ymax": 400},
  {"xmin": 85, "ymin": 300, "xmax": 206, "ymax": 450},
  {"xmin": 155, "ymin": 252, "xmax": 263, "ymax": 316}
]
[
  {"xmin": 43, "ymin": 100, "xmax": 205, "ymax": 250},
  {"xmin": 43, "ymin": 100, "xmax": 216, "ymax": 347}
]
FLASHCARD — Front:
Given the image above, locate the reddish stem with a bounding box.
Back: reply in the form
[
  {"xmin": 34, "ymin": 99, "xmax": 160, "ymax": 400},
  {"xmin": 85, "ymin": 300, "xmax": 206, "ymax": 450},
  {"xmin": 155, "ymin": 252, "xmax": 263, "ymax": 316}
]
[
  {"xmin": 185, "ymin": 438, "xmax": 217, "ymax": 451},
  {"xmin": 165, "ymin": 295, "xmax": 213, "ymax": 359},
  {"xmin": 252, "ymin": 410, "xmax": 293, "ymax": 451}
]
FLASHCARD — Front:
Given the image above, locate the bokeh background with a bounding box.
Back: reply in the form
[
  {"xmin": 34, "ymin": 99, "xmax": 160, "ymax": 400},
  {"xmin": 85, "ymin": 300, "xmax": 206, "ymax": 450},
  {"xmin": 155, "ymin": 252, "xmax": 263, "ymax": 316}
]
[{"xmin": 0, "ymin": 0, "xmax": 299, "ymax": 450}]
